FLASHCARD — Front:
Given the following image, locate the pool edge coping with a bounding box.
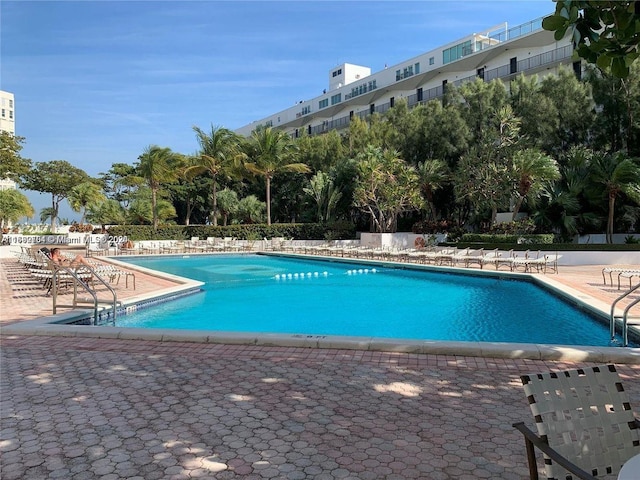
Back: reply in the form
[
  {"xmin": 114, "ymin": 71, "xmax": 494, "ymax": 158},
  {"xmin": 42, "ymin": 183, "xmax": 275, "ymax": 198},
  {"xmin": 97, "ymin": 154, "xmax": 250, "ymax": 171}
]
[{"xmin": 2, "ymin": 253, "xmax": 639, "ymax": 364}]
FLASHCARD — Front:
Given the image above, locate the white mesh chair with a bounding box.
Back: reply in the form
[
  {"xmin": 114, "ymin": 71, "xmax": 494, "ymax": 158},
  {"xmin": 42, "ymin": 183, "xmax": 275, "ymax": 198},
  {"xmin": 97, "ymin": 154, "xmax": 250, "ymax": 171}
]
[{"xmin": 513, "ymin": 364, "xmax": 640, "ymax": 480}]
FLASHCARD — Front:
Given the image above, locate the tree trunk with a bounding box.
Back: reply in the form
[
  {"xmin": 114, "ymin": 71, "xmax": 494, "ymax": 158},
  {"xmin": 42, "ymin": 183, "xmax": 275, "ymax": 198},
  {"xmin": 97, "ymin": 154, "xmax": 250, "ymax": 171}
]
[
  {"xmin": 266, "ymin": 176, "xmax": 272, "ymax": 225},
  {"xmin": 152, "ymin": 188, "xmax": 158, "ymax": 230},
  {"xmin": 51, "ymin": 196, "xmax": 56, "ymax": 232},
  {"xmin": 607, "ymin": 194, "xmax": 615, "ymax": 244},
  {"xmin": 211, "ymin": 182, "xmax": 218, "ymax": 226},
  {"xmin": 512, "ymin": 196, "xmax": 524, "ymax": 221},
  {"xmin": 185, "ymin": 197, "xmax": 192, "ymax": 226}
]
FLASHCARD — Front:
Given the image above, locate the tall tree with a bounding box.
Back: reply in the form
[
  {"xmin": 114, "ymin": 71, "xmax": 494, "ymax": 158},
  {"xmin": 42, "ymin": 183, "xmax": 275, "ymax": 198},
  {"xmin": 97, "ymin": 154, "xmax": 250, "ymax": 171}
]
[
  {"xmin": 0, "ymin": 189, "xmax": 34, "ymax": 230},
  {"xmin": 0, "ymin": 132, "xmax": 31, "ymax": 182},
  {"xmin": 244, "ymin": 127, "xmax": 310, "ymax": 225},
  {"xmin": 587, "ymin": 62, "xmax": 640, "ymax": 155},
  {"xmin": 303, "ymin": 171, "xmax": 342, "ymax": 223},
  {"xmin": 539, "ymin": 67, "xmax": 595, "ymax": 156},
  {"xmin": 509, "ymin": 74, "xmax": 559, "ymax": 148},
  {"xmin": 127, "ymin": 187, "xmax": 177, "ymax": 226},
  {"xmin": 86, "ymin": 199, "xmax": 127, "ymax": 231},
  {"xmin": 186, "ymin": 125, "xmax": 242, "ymax": 226},
  {"xmin": 216, "ymin": 189, "xmax": 239, "ymax": 226},
  {"xmin": 20, "ymin": 160, "xmax": 89, "ymax": 230},
  {"xmin": 352, "ymin": 146, "xmax": 423, "ymax": 233},
  {"xmin": 98, "ymin": 163, "xmax": 137, "ymax": 207},
  {"xmin": 417, "ymin": 159, "xmax": 450, "ymax": 221},
  {"xmin": 68, "ymin": 181, "xmax": 106, "ymax": 224},
  {"xmin": 453, "ymin": 106, "xmax": 522, "ymax": 225},
  {"xmin": 588, "ymin": 151, "xmax": 640, "ymax": 243},
  {"xmin": 136, "ymin": 145, "xmax": 182, "ymax": 230},
  {"xmin": 411, "ymin": 100, "xmax": 470, "ymax": 167},
  {"xmin": 453, "ymin": 78, "xmax": 509, "ymax": 145},
  {"xmin": 510, "ymin": 149, "xmax": 561, "ymax": 220}
]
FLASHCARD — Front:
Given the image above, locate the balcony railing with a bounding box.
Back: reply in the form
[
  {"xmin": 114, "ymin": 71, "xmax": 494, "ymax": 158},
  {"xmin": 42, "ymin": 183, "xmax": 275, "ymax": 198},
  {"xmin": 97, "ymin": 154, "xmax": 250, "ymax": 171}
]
[{"xmin": 300, "ymin": 41, "xmax": 572, "ymax": 138}]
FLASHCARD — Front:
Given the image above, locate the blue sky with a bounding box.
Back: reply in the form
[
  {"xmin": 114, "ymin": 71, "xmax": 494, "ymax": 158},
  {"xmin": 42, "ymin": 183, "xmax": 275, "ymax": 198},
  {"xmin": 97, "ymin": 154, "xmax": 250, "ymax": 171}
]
[{"xmin": 1, "ymin": 0, "xmax": 554, "ymax": 221}]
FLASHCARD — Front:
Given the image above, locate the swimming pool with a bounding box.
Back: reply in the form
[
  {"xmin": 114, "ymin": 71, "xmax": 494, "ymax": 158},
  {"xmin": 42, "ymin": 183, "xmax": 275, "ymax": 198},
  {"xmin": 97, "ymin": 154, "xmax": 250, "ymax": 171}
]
[{"xmin": 118, "ymin": 254, "xmax": 632, "ymax": 347}]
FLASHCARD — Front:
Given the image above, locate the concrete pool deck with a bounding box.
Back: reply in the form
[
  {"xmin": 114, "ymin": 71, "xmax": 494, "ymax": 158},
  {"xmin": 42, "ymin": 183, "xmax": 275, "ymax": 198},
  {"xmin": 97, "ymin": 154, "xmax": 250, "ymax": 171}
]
[
  {"xmin": 2, "ymin": 254, "xmax": 639, "ymax": 363},
  {"xmin": 1, "ymin": 254, "xmax": 640, "ymax": 479}
]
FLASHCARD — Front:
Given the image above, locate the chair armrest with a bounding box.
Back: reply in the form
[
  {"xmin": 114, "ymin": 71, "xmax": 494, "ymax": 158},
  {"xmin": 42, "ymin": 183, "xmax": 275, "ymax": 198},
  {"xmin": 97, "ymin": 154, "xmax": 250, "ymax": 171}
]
[{"xmin": 513, "ymin": 422, "xmax": 598, "ymax": 480}]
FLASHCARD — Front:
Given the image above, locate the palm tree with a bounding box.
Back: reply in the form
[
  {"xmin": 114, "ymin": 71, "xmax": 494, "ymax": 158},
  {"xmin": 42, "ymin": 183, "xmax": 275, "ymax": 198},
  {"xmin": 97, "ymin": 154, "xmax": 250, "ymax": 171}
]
[
  {"xmin": 69, "ymin": 181, "xmax": 106, "ymax": 224},
  {"xmin": 589, "ymin": 151, "xmax": 640, "ymax": 243},
  {"xmin": 417, "ymin": 159, "xmax": 450, "ymax": 221},
  {"xmin": 510, "ymin": 149, "xmax": 560, "ymax": 220},
  {"xmin": 86, "ymin": 199, "xmax": 127, "ymax": 231},
  {"xmin": 136, "ymin": 145, "xmax": 182, "ymax": 230},
  {"xmin": 216, "ymin": 189, "xmax": 239, "ymax": 226},
  {"xmin": 244, "ymin": 127, "xmax": 311, "ymax": 225},
  {"xmin": 303, "ymin": 171, "xmax": 342, "ymax": 223},
  {"xmin": 237, "ymin": 195, "xmax": 266, "ymax": 224},
  {"xmin": 185, "ymin": 125, "xmax": 242, "ymax": 226}
]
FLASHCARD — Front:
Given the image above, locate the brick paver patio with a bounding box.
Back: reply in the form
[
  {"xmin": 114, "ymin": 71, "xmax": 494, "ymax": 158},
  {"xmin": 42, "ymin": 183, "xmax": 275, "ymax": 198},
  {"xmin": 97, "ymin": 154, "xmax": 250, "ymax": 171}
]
[{"xmin": 1, "ymin": 254, "xmax": 639, "ymax": 479}]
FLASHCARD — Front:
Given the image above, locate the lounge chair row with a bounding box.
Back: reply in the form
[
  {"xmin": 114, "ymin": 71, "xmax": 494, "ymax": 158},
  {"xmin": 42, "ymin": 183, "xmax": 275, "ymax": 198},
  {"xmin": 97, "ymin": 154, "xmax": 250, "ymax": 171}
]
[
  {"xmin": 116, "ymin": 237, "xmax": 296, "ymax": 254},
  {"xmin": 602, "ymin": 267, "xmax": 640, "ymax": 290},
  {"xmin": 15, "ymin": 247, "xmax": 136, "ymax": 292},
  {"xmin": 295, "ymin": 245, "xmax": 561, "ymax": 273}
]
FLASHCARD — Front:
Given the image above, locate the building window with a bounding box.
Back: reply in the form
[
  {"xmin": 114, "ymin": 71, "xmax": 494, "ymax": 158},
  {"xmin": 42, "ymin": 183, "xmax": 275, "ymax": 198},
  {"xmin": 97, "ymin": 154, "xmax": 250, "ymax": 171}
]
[
  {"xmin": 443, "ymin": 40, "xmax": 472, "ymax": 64},
  {"xmin": 510, "ymin": 57, "xmax": 517, "ymax": 74},
  {"xmin": 414, "ymin": 63, "xmax": 420, "ymax": 74},
  {"xmin": 429, "ymin": 56, "xmax": 434, "ymax": 65},
  {"xmin": 9, "ymin": 111, "xmax": 13, "ymax": 119},
  {"xmin": 331, "ymin": 93, "xmax": 341, "ymax": 105},
  {"xmin": 9, "ymin": 100, "xmax": 13, "ymax": 108},
  {"xmin": 319, "ymin": 99, "xmax": 328, "ymax": 109},
  {"xmin": 477, "ymin": 67, "xmax": 485, "ymax": 80},
  {"xmin": 1, "ymin": 109, "xmax": 4, "ymax": 118},
  {"xmin": 396, "ymin": 69, "xmax": 401, "ymax": 81}
]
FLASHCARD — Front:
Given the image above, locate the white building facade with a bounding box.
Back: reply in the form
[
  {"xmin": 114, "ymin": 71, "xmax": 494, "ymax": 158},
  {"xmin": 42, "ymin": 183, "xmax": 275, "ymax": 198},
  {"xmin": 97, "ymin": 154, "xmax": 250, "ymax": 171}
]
[
  {"xmin": 236, "ymin": 16, "xmax": 575, "ymax": 138},
  {"xmin": 0, "ymin": 90, "xmax": 18, "ymax": 192},
  {"xmin": 0, "ymin": 90, "xmax": 16, "ymax": 135}
]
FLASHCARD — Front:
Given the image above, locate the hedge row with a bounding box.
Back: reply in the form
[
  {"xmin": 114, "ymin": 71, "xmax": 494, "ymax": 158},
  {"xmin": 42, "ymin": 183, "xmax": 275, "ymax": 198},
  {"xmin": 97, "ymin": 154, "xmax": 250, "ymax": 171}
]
[
  {"xmin": 460, "ymin": 233, "xmax": 555, "ymax": 244},
  {"xmin": 106, "ymin": 223, "xmax": 357, "ymax": 241}
]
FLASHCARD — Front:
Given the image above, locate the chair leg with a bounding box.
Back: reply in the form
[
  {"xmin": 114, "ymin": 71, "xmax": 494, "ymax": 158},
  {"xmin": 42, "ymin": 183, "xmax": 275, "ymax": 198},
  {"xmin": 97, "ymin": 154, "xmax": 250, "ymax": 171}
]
[{"xmin": 524, "ymin": 437, "xmax": 539, "ymax": 480}]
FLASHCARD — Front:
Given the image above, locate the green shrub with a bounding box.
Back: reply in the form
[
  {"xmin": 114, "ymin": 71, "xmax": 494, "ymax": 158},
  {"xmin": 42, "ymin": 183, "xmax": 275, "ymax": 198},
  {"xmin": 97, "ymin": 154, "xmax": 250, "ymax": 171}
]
[
  {"xmin": 487, "ymin": 219, "xmax": 536, "ymax": 235},
  {"xmin": 460, "ymin": 233, "xmax": 555, "ymax": 244},
  {"xmin": 107, "ymin": 222, "xmax": 356, "ymax": 241}
]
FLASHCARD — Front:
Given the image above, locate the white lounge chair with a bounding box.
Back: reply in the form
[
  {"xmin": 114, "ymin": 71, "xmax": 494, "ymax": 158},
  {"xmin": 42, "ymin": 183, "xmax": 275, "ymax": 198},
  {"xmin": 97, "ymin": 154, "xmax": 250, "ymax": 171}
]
[
  {"xmin": 526, "ymin": 253, "xmax": 562, "ymax": 274},
  {"xmin": 618, "ymin": 270, "xmax": 640, "ymax": 290},
  {"xmin": 479, "ymin": 248, "xmax": 501, "ymax": 269}
]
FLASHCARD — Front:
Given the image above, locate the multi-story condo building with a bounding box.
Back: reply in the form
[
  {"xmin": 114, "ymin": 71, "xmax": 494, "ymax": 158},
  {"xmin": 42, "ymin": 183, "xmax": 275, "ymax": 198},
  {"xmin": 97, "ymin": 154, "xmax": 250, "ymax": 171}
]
[
  {"xmin": 236, "ymin": 16, "xmax": 576, "ymax": 138},
  {"xmin": 0, "ymin": 90, "xmax": 18, "ymax": 192}
]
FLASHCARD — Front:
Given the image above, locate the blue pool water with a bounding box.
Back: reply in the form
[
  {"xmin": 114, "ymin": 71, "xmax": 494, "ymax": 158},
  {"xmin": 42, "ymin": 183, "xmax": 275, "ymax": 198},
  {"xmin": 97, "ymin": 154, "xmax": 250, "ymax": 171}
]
[{"xmin": 118, "ymin": 254, "xmax": 629, "ymax": 347}]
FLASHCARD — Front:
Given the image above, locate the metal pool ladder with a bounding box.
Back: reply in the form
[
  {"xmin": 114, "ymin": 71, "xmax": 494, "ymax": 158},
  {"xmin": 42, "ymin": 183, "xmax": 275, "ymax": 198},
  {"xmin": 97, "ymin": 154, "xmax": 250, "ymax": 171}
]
[
  {"xmin": 51, "ymin": 264, "xmax": 120, "ymax": 325},
  {"xmin": 610, "ymin": 282, "xmax": 640, "ymax": 347}
]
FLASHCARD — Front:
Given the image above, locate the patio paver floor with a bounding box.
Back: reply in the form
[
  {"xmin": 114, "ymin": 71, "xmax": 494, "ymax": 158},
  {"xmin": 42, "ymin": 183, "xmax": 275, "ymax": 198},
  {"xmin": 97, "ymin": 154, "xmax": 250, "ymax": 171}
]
[{"xmin": 2, "ymin": 254, "xmax": 639, "ymax": 479}]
